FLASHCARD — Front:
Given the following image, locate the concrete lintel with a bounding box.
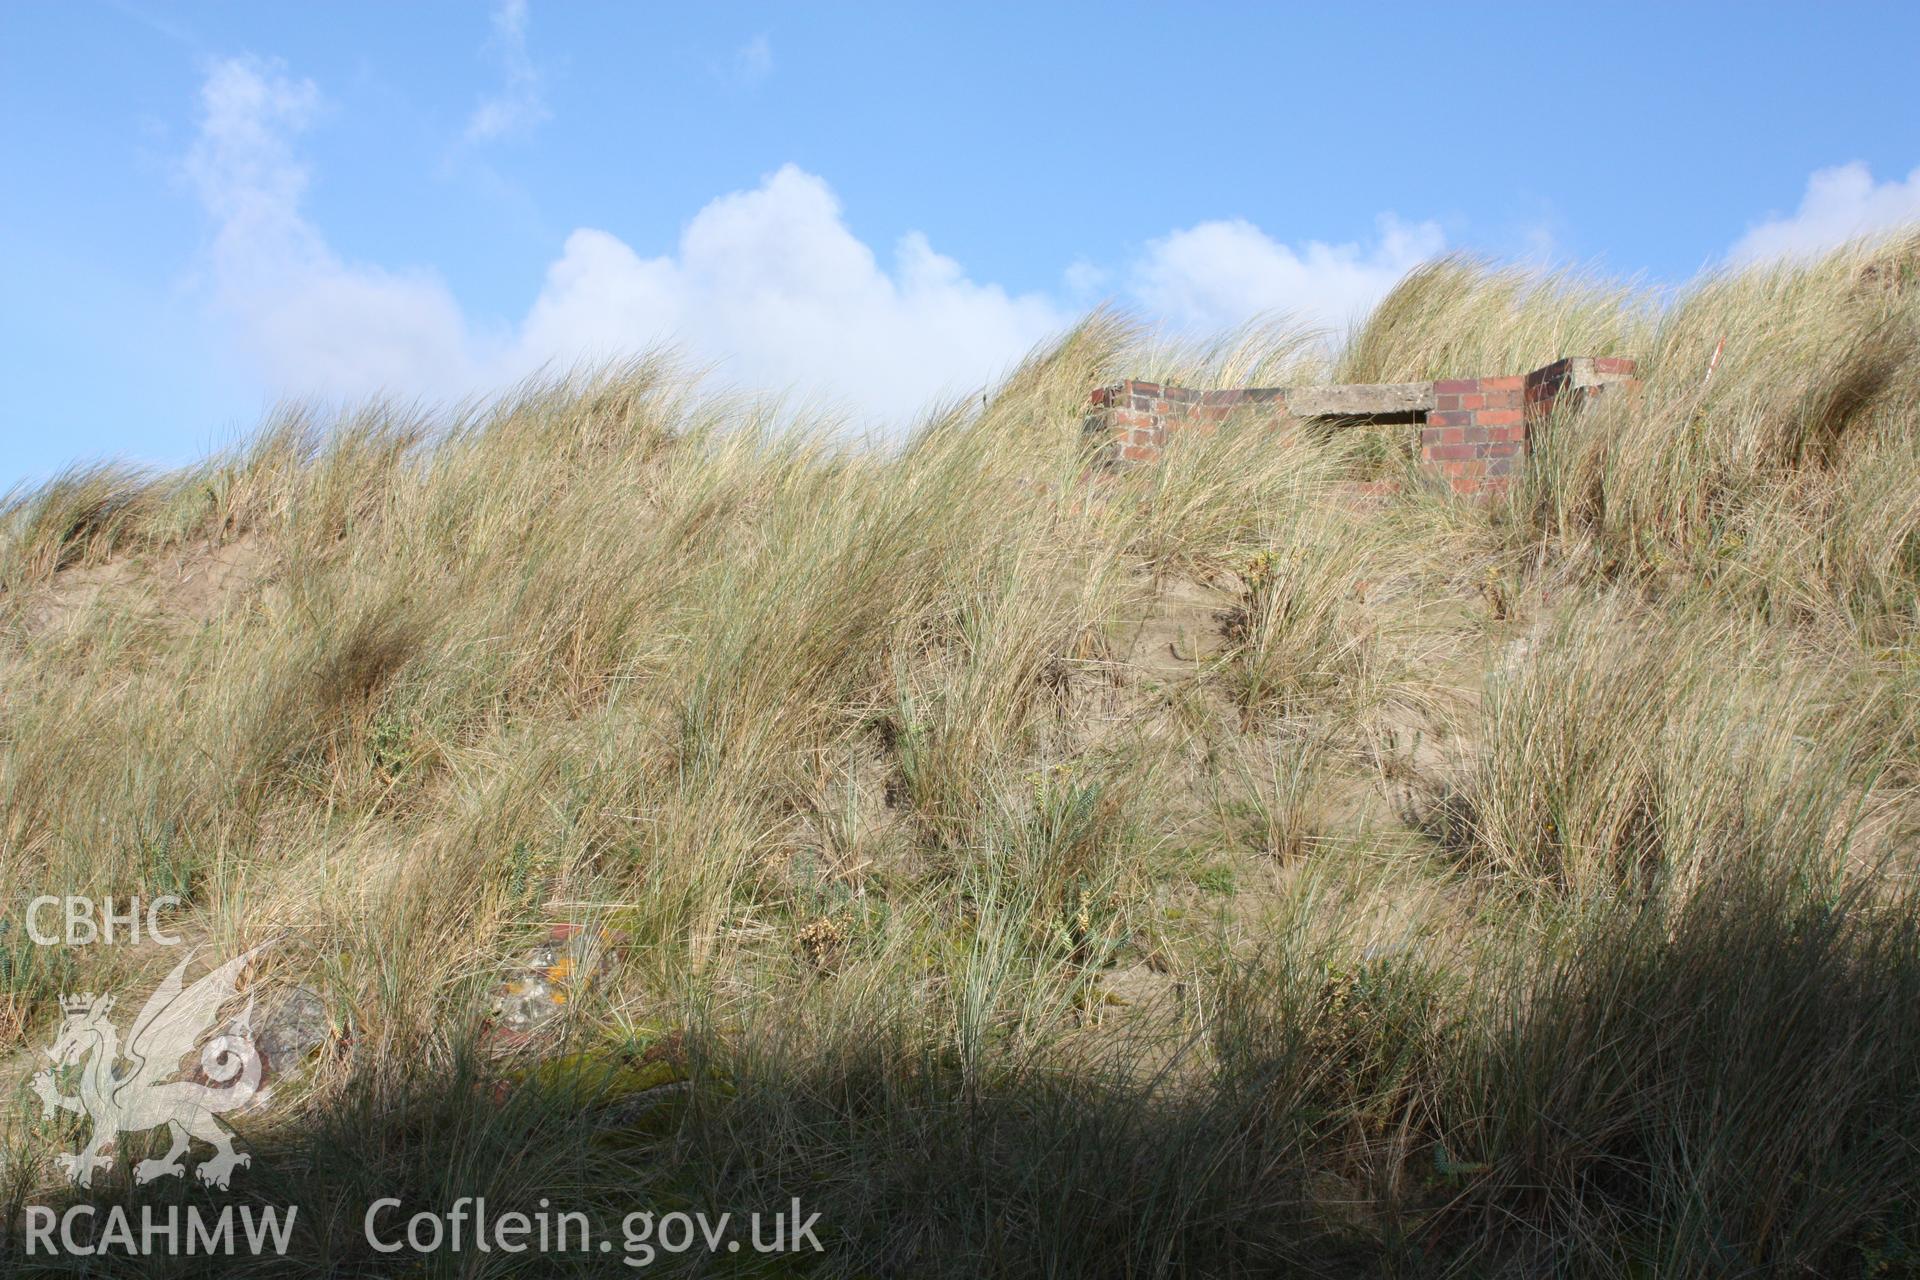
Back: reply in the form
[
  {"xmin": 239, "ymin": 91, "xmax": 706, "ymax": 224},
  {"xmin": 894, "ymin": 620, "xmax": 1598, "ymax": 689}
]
[
  {"xmin": 1559, "ymin": 357, "xmax": 1638, "ymax": 390},
  {"xmin": 1283, "ymin": 381, "xmax": 1435, "ymax": 417}
]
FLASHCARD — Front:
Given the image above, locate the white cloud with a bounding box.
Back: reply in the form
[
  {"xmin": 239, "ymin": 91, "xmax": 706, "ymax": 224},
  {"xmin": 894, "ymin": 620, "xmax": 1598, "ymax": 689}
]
[
  {"xmin": 514, "ymin": 167, "xmax": 1067, "ymax": 419},
  {"xmin": 1131, "ymin": 213, "xmax": 1445, "ymax": 336},
  {"xmin": 187, "ymin": 57, "xmax": 484, "ymax": 403},
  {"xmin": 185, "ymin": 61, "xmax": 1063, "ymax": 420},
  {"xmin": 732, "ymin": 34, "xmax": 773, "ymax": 85},
  {"xmin": 184, "ymin": 58, "xmax": 1451, "ymax": 426},
  {"xmin": 1062, "ymin": 259, "xmax": 1109, "ymax": 298},
  {"xmin": 1731, "ymin": 162, "xmax": 1920, "ymax": 263},
  {"xmin": 465, "ymin": 0, "xmax": 548, "ymax": 143}
]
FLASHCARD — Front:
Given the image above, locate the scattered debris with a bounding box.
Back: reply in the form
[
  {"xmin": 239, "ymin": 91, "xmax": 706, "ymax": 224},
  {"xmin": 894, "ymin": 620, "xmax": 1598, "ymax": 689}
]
[
  {"xmin": 485, "ymin": 924, "xmax": 620, "ymax": 1048},
  {"xmin": 248, "ymin": 985, "xmax": 333, "ymax": 1076},
  {"xmin": 480, "ymin": 1031, "xmax": 692, "ymax": 1119},
  {"xmin": 205, "ymin": 982, "xmax": 337, "ymax": 1109}
]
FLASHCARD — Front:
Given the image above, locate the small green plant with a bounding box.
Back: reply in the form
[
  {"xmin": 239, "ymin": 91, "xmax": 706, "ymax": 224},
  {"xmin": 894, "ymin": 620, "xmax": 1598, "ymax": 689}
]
[
  {"xmin": 0, "ymin": 919, "xmax": 73, "ymax": 1041},
  {"xmin": 501, "ymin": 840, "xmax": 552, "ymax": 906},
  {"xmin": 137, "ymin": 820, "xmax": 199, "ymax": 903},
  {"xmin": 1193, "ymin": 863, "xmax": 1237, "ymax": 895},
  {"xmin": 366, "ymin": 706, "xmax": 414, "ymax": 782},
  {"xmin": 1219, "ymin": 742, "xmax": 1325, "ymax": 863}
]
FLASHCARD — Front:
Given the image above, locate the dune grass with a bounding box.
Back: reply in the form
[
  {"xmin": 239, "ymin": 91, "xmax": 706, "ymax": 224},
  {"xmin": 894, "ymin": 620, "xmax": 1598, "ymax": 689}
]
[{"xmin": 1, "ymin": 231, "xmax": 1917, "ymax": 1276}]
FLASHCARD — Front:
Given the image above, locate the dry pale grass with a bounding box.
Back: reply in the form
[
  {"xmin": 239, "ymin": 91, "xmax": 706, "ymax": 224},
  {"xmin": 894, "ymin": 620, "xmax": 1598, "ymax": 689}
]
[{"xmin": 1, "ymin": 234, "xmax": 1917, "ymax": 1275}]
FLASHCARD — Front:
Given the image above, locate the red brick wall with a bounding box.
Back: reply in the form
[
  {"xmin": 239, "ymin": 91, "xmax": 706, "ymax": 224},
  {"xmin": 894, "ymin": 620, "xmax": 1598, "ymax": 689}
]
[
  {"xmin": 1084, "ymin": 380, "xmax": 1287, "ymax": 464},
  {"xmin": 1422, "ymin": 375, "xmax": 1526, "ymax": 494},
  {"xmin": 1084, "ymin": 356, "xmax": 1639, "ymax": 495},
  {"xmin": 1524, "ymin": 356, "xmax": 1640, "ymax": 426}
]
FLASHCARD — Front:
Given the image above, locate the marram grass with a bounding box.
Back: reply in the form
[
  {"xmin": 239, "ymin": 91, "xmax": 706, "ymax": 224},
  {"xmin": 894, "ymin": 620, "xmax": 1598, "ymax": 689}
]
[{"xmin": 2, "ymin": 234, "xmax": 1918, "ymax": 1276}]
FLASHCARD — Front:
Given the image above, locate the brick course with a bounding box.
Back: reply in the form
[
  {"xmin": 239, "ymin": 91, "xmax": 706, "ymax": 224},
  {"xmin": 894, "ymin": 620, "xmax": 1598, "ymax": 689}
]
[{"xmin": 1084, "ymin": 356, "xmax": 1637, "ymax": 496}]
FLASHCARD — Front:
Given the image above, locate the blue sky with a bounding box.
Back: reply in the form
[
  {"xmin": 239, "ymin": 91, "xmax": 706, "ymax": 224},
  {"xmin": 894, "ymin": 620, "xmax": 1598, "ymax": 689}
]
[{"xmin": 5, "ymin": 1, "xmax": 1919, "ymax": 485}]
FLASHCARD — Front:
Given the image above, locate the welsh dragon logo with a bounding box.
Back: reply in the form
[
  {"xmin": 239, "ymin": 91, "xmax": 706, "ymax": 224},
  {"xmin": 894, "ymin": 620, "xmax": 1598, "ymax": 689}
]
[{"xmin": 31, "ymin": 947, "xmax": 266, "ymax": 1189}]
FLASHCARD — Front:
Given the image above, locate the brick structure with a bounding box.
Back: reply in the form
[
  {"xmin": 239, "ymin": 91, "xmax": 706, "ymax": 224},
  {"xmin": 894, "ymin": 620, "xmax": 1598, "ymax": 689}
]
[
  {"xmin": 1084, "ymin": 357, "xmax": 1638, "ymax": 496},
  {"xmin": 1523, "ymin": 356, "xmax": 1641, "ymax": 424},
  {"xmin": 1084, "ymin": 382, "xmax": 1287, "ymax": 463},
  {"xmin": 1423, "ymin": 375, "xmax": 1526, "ymax": 494}
]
